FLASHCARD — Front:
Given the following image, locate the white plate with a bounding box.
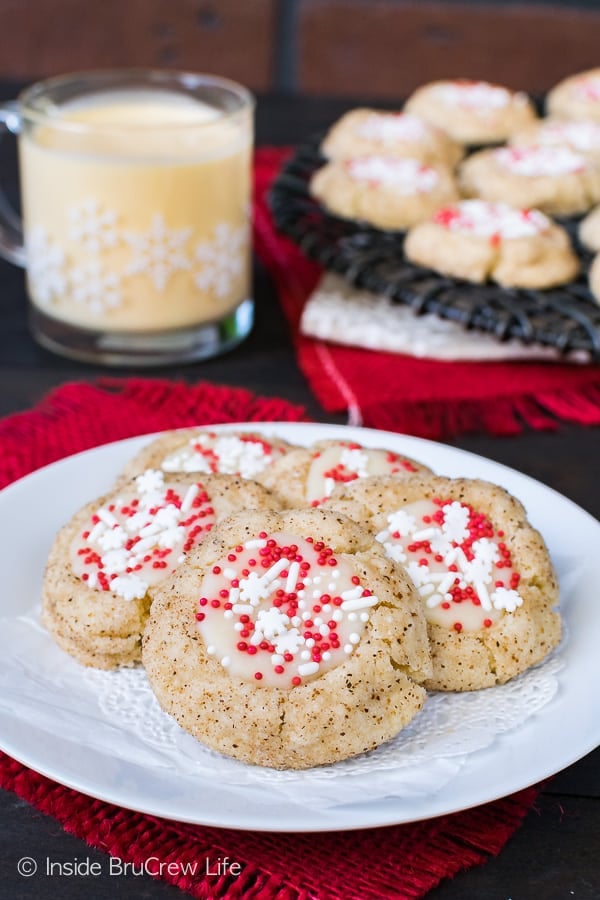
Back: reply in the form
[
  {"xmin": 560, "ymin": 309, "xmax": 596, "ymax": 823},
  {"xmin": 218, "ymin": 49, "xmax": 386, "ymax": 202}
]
[{"xmin": 0, "ymin": 422, "xmax": 598, "ymax": 832}]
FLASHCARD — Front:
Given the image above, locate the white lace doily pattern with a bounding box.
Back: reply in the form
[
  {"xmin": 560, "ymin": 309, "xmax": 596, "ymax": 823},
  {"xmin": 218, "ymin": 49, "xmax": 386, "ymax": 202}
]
[{"xmin": 0, "ymin": 607, "xmax": 565, "ymax": 810}]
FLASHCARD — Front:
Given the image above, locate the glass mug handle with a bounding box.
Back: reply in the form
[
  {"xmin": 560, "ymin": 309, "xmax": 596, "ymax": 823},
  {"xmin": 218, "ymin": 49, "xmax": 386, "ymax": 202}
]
[{"xmin": 0, "ymin": 101, "xmax": 25, "ymax": 267}]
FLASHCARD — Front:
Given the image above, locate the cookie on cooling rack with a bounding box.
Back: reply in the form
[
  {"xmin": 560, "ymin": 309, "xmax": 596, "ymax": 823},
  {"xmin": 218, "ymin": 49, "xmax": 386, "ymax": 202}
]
[
  {"xmin": 259, "ymin": 438, "xmax": 433, "ymax": 508},
  {"xmin": 510, "ymin": 118, "xmax": 600, "ymax": 166},
  {"xmin": 119, "ymin": 428, "xmax": 295, "ymax": 485},
  {"xmin": 329, "ymin": 475, "xmax": 561, "ymax": 691},
  {"xmin": 547, "ymin": 68, "xmax": 600, "ymax": 122},
  {"xmin": 458, "ymin": 145, "xmax": 600, "ymax": 216},
  {"xmin": 579, "ymin": 205, "xmax": 600, "ymax": 252},
  {"xmin": 310, "ymin": 155, "xmax": 459, "ymax": 230},
  {"xmin": 404, "ymin": 79, "xmax": 537, "ymax": 146},
  {"xmin": 142, "ymin": 507, "xmax": 432, "ymax": 769},
  {"xmin": 321, "ymin": 108, "xmax": 463, "ymax": 168},
  {"xmin": 404, "ymin": 200, "xmax": 579, "ymax": 289},
  {"xmin": 42, "ymin": 469, "xmax": 279, "ymax": 669}
]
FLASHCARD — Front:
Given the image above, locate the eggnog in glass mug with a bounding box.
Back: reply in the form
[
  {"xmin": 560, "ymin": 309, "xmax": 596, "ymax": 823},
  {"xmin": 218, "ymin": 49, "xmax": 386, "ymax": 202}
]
[{"xmin": 0, "ymin": 70, "xmax": 254, "ymax": 364}]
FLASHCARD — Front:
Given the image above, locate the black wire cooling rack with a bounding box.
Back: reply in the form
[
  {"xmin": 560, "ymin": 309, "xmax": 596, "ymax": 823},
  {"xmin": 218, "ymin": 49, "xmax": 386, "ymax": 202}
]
[{"xmin": 268, "ymin": 136, "xmax": 600, "ymax": 359}]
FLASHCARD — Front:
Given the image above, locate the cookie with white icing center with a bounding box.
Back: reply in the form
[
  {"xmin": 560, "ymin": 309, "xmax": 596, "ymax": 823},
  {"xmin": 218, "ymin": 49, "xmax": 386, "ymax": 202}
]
[
  {"xmin": 511, "ymin": 118, "xmax": 600, "ymax": 166},
  {"xmin": 459, "ymin": 145, "xmax": 600, "ymax": 216},
  {"xmin": 42, "ymin": 469, "xmax": 280, "ymax": 669},
  {"xmin": 547, "ymin": 68, "xmax": 600, "ymax": 123},
  {"xmin": 310, "ymin": 155, "xmax": 459, "ymax": 230},
  {"xmin": 404, "ymin": 79, "xmax": 537, "ymax": 145},
  {"xmin": 142, "ymin": 507, "xmax": 431, "ymax": 769},
  {"xmin": 329, "ymin": 475, "xmax": 561, "ymax": 691},
  {"xmin": 404, "ymin": 200, "xmax": 579, "ymax": 289},
  {"xmin": 259, "ymin": 438, "xmax": 433, "ymax": 508},
  {"xmin": 321, "ymin": 108, "xmax": 463, "ymax": 168}
]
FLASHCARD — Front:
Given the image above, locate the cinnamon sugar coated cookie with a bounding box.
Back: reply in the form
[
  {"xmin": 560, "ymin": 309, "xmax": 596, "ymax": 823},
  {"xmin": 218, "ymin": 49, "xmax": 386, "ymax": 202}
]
[
  {"xmin": 404, "ymin": 200, "xmax": 579, "ymax": 289},
  {"xmin": 310, "ymin": 156, "xmax": 459, "ymax": 230},
  {"xmin": 259, "ymin": 439, "xmax": 433, "ymax": 507},
  {"xmin": 459, "ymin": 145, "xmax": 600, "ymax": 216},
  {"xmin": 404, "ymin": 80, "xmax": 537, "ymax": 145},
  {"xmin": 42, "ymin": 469, "xmax": 279, "ymax": 669},
  {"xmin": 321, "ymin": 108, "xmax": 463, "ymax": 168},
  {"xmin": 329, "ymin": 475, "xmax": 561, "ymax": 691},
  {"xmin": 547, "ymin": 68, "xmax": 600, "ymax": 122},
  {"xmin": 142, "ymin": 508, "xmax": 432, "ymax": 768},
  {"xmin": 119, "ymin": 429, "xmax": 294, "ymax": 484}
]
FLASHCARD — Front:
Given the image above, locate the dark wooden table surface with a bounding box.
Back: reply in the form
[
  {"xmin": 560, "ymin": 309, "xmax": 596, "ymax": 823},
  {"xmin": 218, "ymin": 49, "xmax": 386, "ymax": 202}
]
[{"xmin": 0, "ymin": 88, "xmax": 599, "ymax": 900}]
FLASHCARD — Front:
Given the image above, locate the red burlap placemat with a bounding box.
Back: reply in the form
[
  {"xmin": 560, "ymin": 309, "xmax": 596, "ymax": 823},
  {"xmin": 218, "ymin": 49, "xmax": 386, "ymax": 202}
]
[
  {"xmin": 0, "ymin": 378, "xmax": 542, "ymax": 899},
  {"xmin": 254, "ymin": 147, "xmax": 600, "ymax": 439}
]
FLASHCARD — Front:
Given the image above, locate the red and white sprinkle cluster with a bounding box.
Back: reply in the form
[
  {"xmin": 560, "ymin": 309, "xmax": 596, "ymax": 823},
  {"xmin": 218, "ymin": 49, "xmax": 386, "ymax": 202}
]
[
  {"xmin": 434, "ymin": 200, "xmax": 549, "ymax": 242},
  {"xmin": 346, "ymin": 157, "xmax": 439, "ymax": 194},
  {"xmin": 436, "ymin": 81, "xmax": 514, "ymax": 110},
  {"xmin": 71, "ymin": 469, "xmax": 215, "ymax": 601},
  {"xmin": 533, "ymin": 119, "xmax": 600, "ymax": 153},
  {"xmin": 162, "ymin": 432, "xmax": 283, "ymax": 480},
  {"xmin": 195, "ymin": 532, "xmax": 377, "ymax": 687},
  {"xmin": 308, "ymin": 442, "xmax": 418, "ymax": 505},
  {"xmin": 376, "ymin": 498, "xmax": 523, "ymax": 633},
  {"xmin": 356, "ymin": 113, "xmax": 429, "ymax": 144},
  {"xmin": 494, "ymin": 146, "xmax": 586, "ymax": 177}
]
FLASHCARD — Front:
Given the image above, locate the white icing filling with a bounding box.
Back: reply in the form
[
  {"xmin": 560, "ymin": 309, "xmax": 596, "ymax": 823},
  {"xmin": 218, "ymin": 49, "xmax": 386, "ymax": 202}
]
[
  {"xmin": 306, "ymin": 442, "xmax": 418, "ymax": 504},
  {"xmin": 196, "ymin": 532, "xmax": 375, "ymax": 687},
  {"xmin": 435, "ymin": 200, "xmax": 549, "ymax": 239},
  {"xmin": 70, "ymin": 469, "xmax": 215, "ymax": 600},
  {"xmin": 573, "ymin": 75, "xmax": 600, "ymax": 103},
  {"xmin": 347, "ymin": 157, "xmax": 439, "ymax": 193},
  {"xmin": 535, "ymin": 120, "xmax": 600, "ymax": 152},
  {"xmin": 356, "ymin": 113, "xmax": 429, "ymax": 144},
  {"xmin": 161, "ymin": 432, "xmax": 283, "ymax": 479},
  {"xmin": 494, "ymin": 146, "xmax": 586, "ymax": 176},
  {"xmin": 435, "ymin": 81, "xmax": 513, "ymax": 110},
  {"xmin": 376, "ymin": 498, "xmax": 523, "ymax": 632}
]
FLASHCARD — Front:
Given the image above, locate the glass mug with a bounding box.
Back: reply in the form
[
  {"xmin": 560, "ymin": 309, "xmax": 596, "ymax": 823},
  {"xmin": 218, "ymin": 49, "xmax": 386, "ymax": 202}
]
[{"xmin": 0, "ymin": 70, "xmax": 254, "ymax": 365}]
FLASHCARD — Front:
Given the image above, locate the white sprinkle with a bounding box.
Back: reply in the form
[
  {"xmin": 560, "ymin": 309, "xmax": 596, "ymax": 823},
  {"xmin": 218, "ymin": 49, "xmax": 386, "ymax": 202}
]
[
  {"xmin": 234, "ymin": 622, "xmax": 244, "ymax": 632},
  {"xmin": 134, "ymin": 536, "xmax": 157, "ymax": 553},
  {"xmin": 343, "ymin": 643, "xmax": 353, "ymax": 654},
  {"xmin": 305, "ymin": 638, "xmax": 315, "ymax": 648},
  {"xmin": 180, "ymin": 484, "xmax": 199, "ymax": 512},
  {"xmin": 263, "ymin": 558, "xmax": 289, "ymax": 583},
  {"xmin": 426, "ymin": 593, "xmax": 444, "ymax": 608},
  {"xmin": 438, "ymin": 573, "xmax": 457, "ymax": 596},
  {"xmin": 223, "ymin": 567, "xmax": 237, "ymax": 580},
  {"xmin": 221, "ymin": 656, "xmax": 231, "ymax": 667},
  {"xmin": 302, "ymin": 611, "xmax": 311, "ymax": 621},
  {"xmin": 360, "ymin": 612, "xmax": 369, "ymax": 622},
  {"xmin": 207, "ymin": 645, "xmax": 216, "ymax": 655},
  {"xmin": 314, "ymin": 617, "xmax": 323, "ymax": 627},
  {"xmin": 341, "ymin": 595, "xmax": 379, "ymax": 612},
  {"xmin": 313, "ymin": 576, "xmax": 322, "ymax": 585},
  {"xmin": 328, "ymin": 583, "xmax": 337, "ymax": 591},
  {"xmin": 98, "ymin": 508, "xmax": 118, "ymax": 528},
  {"xmin": 319, "ymin": 623, "xmax": 330, "ymax": 636},
  {"xmin": 312, "ymin": 589, "xmax": 321, "ymax": 599},
  {"xmin": 285, "ymin": 561, "xmax": 300, "ymax": 593},
  {"xmin": 232, "ymin": 603, "xmax": 254, "ymax": 614},
  {"xmin": 291, "ymin": 616, "xmax": 301, "ymax": 627},
  {"xmin": 412, "ymin": 527, "xmax": 436, "ymax": 541},
  {"xmin": 224, "ymin": 610, "xmax": 233, "ymax": 620},
  {"xmin": 298, "ymin": 662, "xmax": 320, "ymax": 677},
  {"xmin": 229, "ymin": 588, "xmax": 240, "ymax": 604},
  {"xmin": 322, "ymin": 651, "xmax": 332, "ymax": 661},
  {"xmin": 88, "ymin": 522, "xmax": 106, "ymax": 543},
  {"xmin": 271, "ymin": 654, "xmax": 284, "ymax": 665},
  {"xmin": 244, "ymin": 538, "xmax": 267, "ymax": 550},
  {"xmin": 376, "ymin": 529, "xmax": 390, "ymax": 543},
  {"xmin": 322, "ymin": 604, "xmax": 332, "ymax": 614},
  {"xmin": 177, "ymin": 555, "xmax": 185, "ymax": 564},
  {"xmin": 332, "ymin": 570, "xmax": 340, "ymax": 579},
  {"xmin": 475, "ymin": 580, "xmax": 492, "ymax": 611},
  {"xmin": 349, "ymin": 633, "xmax": 360, "ymax": 644},
  {"xmin": 341, "ymin": 586, "xmax": 363, "ymax": 603},
  {"xmin": 419, "ymin": 584, "xmax": 435, "ymax": 597},
  {"xmin": 348, "ymin": 612, "xmax": 357, "ymax": 622},
  {"xmin": 444, "ymin": 549, "xmax": 458, "ymax": 566},
  {"xmin": 332, "ymin": 610, "xmax": 343, "ymax": 622},
  {"xmin": 301, "ymin": 650, "xmax": 311, "ymax": 661},
  {"xmin": 87, "ymin": 571, "xmax": 98, "ymax": 589}
]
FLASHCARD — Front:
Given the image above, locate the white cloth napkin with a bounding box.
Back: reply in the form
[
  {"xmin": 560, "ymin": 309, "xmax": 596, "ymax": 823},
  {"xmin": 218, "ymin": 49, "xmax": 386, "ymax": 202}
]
[{"xmin": 300, "ymin": 273, "xmax": 587, "ymax": 362}]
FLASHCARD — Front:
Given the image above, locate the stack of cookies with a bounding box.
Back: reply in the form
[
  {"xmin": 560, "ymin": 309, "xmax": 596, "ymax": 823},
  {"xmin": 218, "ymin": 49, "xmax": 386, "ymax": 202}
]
[
  {"xmin": 42, "ymin": 427, "xmax": 562, "ymax": 770},
  {"xmin": 311, "ymin": 70, "xmax": 600, "ymax": 298}
]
